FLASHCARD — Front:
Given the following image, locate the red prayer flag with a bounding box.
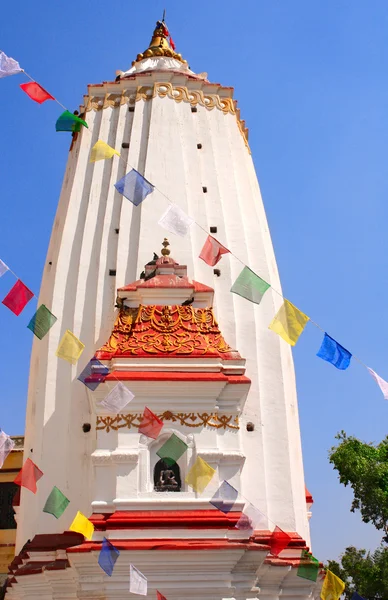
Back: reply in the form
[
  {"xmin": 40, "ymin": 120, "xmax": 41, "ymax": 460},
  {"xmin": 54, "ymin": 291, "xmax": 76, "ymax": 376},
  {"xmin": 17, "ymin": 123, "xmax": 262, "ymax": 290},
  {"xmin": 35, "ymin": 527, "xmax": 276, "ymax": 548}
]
[
  {"xmin": 169, "ymin": 36, "xmax": 176, "ymax": 50},
  {"xmin": 14, "ymin": 458, "xmax": 43, "ymax": 494},
  {"xmin": 2, "ymin": 279, "xmax": 34, "ymax": 316},
  {"xmin": 20, "ymin": 82, "xmax": 54, "ymax": 104},
  {"xmin": 157, "ymin": 592, "xmax": 167, "ymax": 600},
  {"xmin": 199, "ymin": 235, "xmax": 230, "ymax": 266},
  {"xmin": 269, "ymin": 526, "xmax": 292, "ymax": 557},
  {"xmin": 138, "ymin": 407, "xmax": 164, "ymax": 439}
]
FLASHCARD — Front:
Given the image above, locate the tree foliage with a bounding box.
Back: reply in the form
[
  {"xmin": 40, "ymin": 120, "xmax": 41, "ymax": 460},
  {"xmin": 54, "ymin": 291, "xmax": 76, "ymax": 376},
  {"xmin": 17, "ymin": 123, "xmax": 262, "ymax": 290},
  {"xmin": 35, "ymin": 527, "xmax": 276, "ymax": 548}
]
[{"xmin": 329, "ymin": 431, "xmax": 388, "ymax": 537}]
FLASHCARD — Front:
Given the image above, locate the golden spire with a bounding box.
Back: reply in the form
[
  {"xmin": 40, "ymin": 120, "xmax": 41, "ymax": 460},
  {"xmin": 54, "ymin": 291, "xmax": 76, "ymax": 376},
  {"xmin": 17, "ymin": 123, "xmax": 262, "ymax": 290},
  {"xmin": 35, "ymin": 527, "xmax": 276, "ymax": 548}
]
[
  {"xmin": 133, "ymin": 20, "xmax": 187, "ymax": 66},
  {"xmin": 161, "ymin": 238, "xmax": 171, "ymax": 256}
]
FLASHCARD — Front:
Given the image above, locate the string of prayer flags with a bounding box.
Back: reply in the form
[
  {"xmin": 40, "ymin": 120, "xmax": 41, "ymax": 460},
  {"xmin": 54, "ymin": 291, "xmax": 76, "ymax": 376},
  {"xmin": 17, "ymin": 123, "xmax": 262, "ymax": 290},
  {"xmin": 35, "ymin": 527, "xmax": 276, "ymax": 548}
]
[
  {"xmin": 321, "ymin": 570, "xmax": 345, "ymax": 600},
  {"xmin": 56, "ymin": 110, "xmax": 88, "ymax": 132},
  {"xmin": 157, "ymin": 592, "xmax": 167, "ymax": 600},
  {"xmin": 199, "ymin": 235, "xmax": 230, "ymax": 266},
  {"xmin": 115, "ymin": 169, "xmax": 154, "ymax": 206},
  {"xmin": 0, "ymin": 52, "xmax": 22, "ymax": 78},
  {"xmin": 297, "ymin": 550, "xmax": 319, "ymax": 582},
  {"xmin": 2, "ymin": 279, "xmax": 34, "ymax": 316},
  {"xmin": 129, "ymin": 564, "xmax": 148, "ymax": 595},
  {"xmin": 27, "ymin": 304, "xmax": 57, "ymax": 339},
  {"xmin": 14, "ymin": 458, "xmax": 43, "ymax": 494},
  {"xmin": 269, "ymin": 526, "xmax": 292, "ymax": 556},
  {"xmin": 316, "ymin": 333, "xmax": 352, "ymax": 370},
  {"xmin": 0, "ymin": 260, "xmax": 9, "ymax": 277},
  {"xmin": 98, "ymin": 537, "xmax": 120, "ymax": 576},
  {"xmin": 90, "ymin": 140, "xmax": 120, "ymax": 162},
  {"xmin": 235, "ymin": 502, "xmax": 267, "ymax": 533},
  {"xmin": 269, "ymin": 300, "xmax": 309, "ymax": 346},
  {"xmin": 185, "ymin": 456, "xmax": 215, "ymax": 493},
  {"xmin": 158, "ymin": 204, "xmax": 194, "ymax": 237},
  {"xmin": 0, "ymin": 431, "xmax": 15, "ymax": 469},
  {"xmin": 20, "ymin": 81, "xmax": 54, "ymax": 104},
  {"xmin": 100, "ymin": 382, "xmax": 134, "ymax": 413},
  {"xmin": 231, "ymin": 266, "xmax": 270, "ymax": 305},
  {"xmin": 138, "ymin": 407, "xmax": 164, "ymax": 439},
  {"xmin": 56, "ymin": 330, "xmax": 85, "ymax": 365},
  {"xmin": 77, "ymin": 358, "xmax": 109, "ymax": 391},
  {"xmin": 69, "ymin": 511, "xmax": 94, "ymax": 540},
  {"xmin": 43, "ymin": 486, "xmax": 69, "ymax": 519},
  {"xmin": 367, "ymin": 368, "xmax": 388, "ymax": 400},
  {"xmin": 156, "ymin": 433, "xmax": 188, "ymax": 466},
  {"xmin": 210, "ymin": 480, "xmax": 238, "ymax": 514}
]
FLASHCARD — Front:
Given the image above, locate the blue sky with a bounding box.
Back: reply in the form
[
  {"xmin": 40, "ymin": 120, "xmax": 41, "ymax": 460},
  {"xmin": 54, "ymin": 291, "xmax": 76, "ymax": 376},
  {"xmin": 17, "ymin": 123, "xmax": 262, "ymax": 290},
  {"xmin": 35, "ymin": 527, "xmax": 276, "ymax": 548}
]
[{"xmin": 1, "ymin": 0, "xmax": 387, "ymax": 561}]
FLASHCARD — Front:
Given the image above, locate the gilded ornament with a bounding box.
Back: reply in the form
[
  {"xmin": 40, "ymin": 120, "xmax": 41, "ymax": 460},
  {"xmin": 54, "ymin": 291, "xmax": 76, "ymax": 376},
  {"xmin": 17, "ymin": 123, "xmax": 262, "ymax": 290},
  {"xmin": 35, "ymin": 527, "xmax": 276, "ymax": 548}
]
[{"xmin": 96, "ymin": 412, "xmax": 239, "ymax": 432}]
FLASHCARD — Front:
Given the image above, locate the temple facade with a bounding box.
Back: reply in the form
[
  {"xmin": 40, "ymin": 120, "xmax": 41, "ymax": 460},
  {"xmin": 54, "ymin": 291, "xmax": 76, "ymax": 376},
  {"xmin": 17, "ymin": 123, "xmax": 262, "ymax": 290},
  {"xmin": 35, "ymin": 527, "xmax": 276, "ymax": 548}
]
[{"xmin": 6, "ymin": 21, "xmax": 321, "ymax": 600}]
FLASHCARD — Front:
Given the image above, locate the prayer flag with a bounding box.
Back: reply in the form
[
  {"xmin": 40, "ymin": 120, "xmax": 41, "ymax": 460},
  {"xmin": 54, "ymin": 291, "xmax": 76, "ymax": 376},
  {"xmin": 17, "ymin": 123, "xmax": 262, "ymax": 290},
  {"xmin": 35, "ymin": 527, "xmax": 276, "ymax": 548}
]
[
  {"xmin": 269, "ymin": 526, "xmax": 291, "ymax": 556},
  {"xmin": 199, "ymin": 235, "xmax": 230, "ymax": 266},
  {"xmin": 321, "ymin": 570, "xmax": 345, "ymax": 600},
  {"xmin": 77, "ymin": 358, "xmax": 109, "ymax": 391},
  {"xmin": 2, "ymin": 279, "xmax": 34, "ymax": 316},
  {"xmin": 0, "ymin": 52, "xmax": 22, "ymax": 78},
  {"xmin": 90, "ymin": 140, "xmax": 120, "ymax": 162},
  {"xmin": 115, "ymin": 169, "xmax": 154, "ymax": 206},
  {"xmin": 156, "ymin": 433, "xmax": 188, "ymax": 467},
  {"xmin": 185, "ymin": 456, "xmax": 215, "ymax": 493},
  {"xmin": 56, "ymin": 330, "xmax": 85, "ymax": 365},
  {"xmin": 69, "ymin": 511, "xmax": 94, "ymax": 540},
  {"xmin": 210, "ymin": 480, "xmax": 238, "ymax": 513},
  {"xmin": 297, "ymin": 550, "xmax": 319, "ymax": 582},
  {"xmin": 27, "ymin": 304, "xmax": 57, "ymax": 339},
  {"xmin": 231, "ymin": 266, "xmax": 270, "ymax": 305},
  {"xmin": 0, "ymin": 260, "xmax": 9, "ymax": 277},
  {"xmin": 235, "ymin": 502, "xmax": 266, "ymax": 533},
  {"xmin": 0, "ymin": 431, "xmax": 14, "ymax": 469},
  {"xmin": 158, "ymin": 204, "xmax": 194, "ymax": 237},
  {"xmin": 138, "ymin": 407, "xmax": 164, "ymax": 439},
  {"xmin": 268, "ymin": 300, "xmax": 309, "ymax": 346},
  {"xmin": 100, "ymin": 382, "xmax": 134, "ymax": 413},
  {"xmin": 43, "ymin": 486, "xmax": 69, "ymax": 519},
  {"xmin": 98, "ymin": 537, "xmax": 120, "ymax": 576},
  {"xmin": 56, "ymin": 110, "xmax": 88, "ymax": 132},
  {"xmin": 351, "ymin": 594, "xmax": 366, "ymax": 600},
  {"xmin": 316, "ymin": 333, "xmax": 352, "ymax": 370},
  {"xmin": 157, "ymin": 592, "xmax": 167, "ymax": 600},
  {"xmin": 129, "ymin": 564, "xmax": 147, "ymax": 595},
  {"xmin": 14, "ymin": 458, "xmax": 43, "ymax": 494},
  {"xmin": 367, "ymin": 367, "xmax": 388, "ymax": 400},
  {"xmin": 20, "ymin": 82, "xmax": 54, "ymax": 104},
  {"xmin": 169, "ymin": 36, "xmax": 176, "ymax": 50}
]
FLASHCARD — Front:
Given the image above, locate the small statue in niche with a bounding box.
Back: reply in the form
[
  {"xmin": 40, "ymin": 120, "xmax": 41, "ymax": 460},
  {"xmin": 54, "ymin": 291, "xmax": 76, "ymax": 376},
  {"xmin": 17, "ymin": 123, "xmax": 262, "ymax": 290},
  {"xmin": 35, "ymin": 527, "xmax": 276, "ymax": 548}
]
[{"xmin": 154, "ymin": 458, "xmax": 181, "ymax": 492}]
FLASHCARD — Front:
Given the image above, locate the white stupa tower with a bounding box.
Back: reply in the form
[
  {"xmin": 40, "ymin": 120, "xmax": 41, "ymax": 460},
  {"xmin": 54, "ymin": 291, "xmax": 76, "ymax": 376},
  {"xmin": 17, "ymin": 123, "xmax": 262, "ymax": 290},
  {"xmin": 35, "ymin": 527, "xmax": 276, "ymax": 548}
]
[{"xmin": 7, "ymin": 20, "xmax": 321, "ymax": 600}]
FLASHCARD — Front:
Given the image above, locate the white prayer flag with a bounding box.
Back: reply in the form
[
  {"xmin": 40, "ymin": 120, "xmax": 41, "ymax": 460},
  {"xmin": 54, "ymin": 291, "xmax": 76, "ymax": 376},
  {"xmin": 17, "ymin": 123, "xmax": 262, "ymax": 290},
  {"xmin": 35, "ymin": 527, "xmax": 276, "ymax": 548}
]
[
  {"xmin": 158, "ymin": 204, "xmax": 194, "ymax": 238},
  {"xmin": 0, "ymin": 430, "xmax": 15, "ymax": 468},
  {"xmin": 129, "ymin": 564, "xmax": 147, "ymax": 595},
  {"xmin": 235, "ymin": 502, "xmax": 267, "ymax": 533},
  {"xmin": 0, "ymin": 260, "xmax": 9, "ymax": 278},
  {"xmin": 0, "ymin": 52, "xmax": 22, "ymax": 78},
  {"xmin": 368, "ymin": 367, "xmax": 388, "ymax": 400},
  {"xmin": 100, "ymin": 382, "xmax": 134, "ymax": 413}
]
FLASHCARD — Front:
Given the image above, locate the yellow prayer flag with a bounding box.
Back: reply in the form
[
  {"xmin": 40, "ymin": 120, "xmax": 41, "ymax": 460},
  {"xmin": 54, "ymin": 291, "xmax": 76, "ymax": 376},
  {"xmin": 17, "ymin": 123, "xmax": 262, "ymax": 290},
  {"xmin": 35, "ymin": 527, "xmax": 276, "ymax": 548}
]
[
  {"xmin": 268, "ymin": 299, "xmax": 309, "ymax": 346},
  {"xmin": 90, "ymin": 140, "xmax": 120, "ymax": 162},
  {"xmin": 185, "ymin": 456, "xmax": 215, "ymax": 494},
  {"xmin": 69, "ymin": 511, "xmax": 94, "ymax": 540},
  {"xmin": 56, "ymin": 330, "xmax": 85, "ymax": 365},
  {"xmin": 320, "ymin": 570, "xmax": 345, "ymax": 600}
]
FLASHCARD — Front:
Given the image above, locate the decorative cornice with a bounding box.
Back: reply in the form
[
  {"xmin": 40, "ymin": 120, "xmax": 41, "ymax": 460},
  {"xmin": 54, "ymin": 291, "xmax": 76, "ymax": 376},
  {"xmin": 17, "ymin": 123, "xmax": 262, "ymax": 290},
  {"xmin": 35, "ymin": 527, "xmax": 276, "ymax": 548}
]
[
  {"xmin": 91, "ymin": 450, "xmax": 139, "ymax": 464},
  {"xmin": 96, "ymin": 411, "xmax": 239, "ymax": 432}
]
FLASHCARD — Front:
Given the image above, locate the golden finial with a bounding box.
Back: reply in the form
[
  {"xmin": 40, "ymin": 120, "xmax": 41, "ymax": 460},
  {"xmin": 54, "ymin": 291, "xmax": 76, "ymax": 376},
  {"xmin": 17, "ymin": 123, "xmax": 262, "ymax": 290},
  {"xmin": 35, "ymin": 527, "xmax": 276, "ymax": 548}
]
[
  {"xmin": 133, "ymin": 20, "xmax": 187, "ymax": 66},
  {"xmin": 161, "ymin": 238, "xmax": 171, "ymax": 256}
]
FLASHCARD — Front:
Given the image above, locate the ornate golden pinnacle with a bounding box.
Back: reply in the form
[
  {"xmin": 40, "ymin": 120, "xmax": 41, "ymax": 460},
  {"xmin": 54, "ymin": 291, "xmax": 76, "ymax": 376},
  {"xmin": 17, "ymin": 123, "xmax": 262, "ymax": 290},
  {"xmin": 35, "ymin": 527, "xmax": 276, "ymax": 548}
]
[
  {"xmin": 133, "ymin": 21, "xmax": 187, "ymax": 66},
  {"xmin": 161, "ymin": 238, "xmax": 170, "ymax": 256}
]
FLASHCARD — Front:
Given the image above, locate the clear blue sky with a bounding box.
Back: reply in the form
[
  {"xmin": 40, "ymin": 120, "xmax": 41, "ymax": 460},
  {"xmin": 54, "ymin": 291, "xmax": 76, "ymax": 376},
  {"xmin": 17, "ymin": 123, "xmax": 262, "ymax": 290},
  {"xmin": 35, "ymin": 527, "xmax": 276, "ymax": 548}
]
[{"xmin": 1, "ymin": 0, "xmax": 387, "ymax": 562}]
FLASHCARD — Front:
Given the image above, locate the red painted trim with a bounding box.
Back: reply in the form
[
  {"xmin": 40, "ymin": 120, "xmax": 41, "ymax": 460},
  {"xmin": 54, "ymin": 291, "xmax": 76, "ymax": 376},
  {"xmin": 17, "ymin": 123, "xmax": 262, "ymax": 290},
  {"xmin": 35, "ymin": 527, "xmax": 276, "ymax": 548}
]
[
  {"xmin": 67, "ymin": 538, "xmax": 270, "ymax": 553},
  {"xmin": 90, "ymin": 510, "xmax": 243, "ymax": 530},
  {"xmin": 103, "ymin": 372, "xmax": 250, "ymax": 384},
  {"xmin": 305, "ymin": 486, "xmax": 314, "ymax": 504}
]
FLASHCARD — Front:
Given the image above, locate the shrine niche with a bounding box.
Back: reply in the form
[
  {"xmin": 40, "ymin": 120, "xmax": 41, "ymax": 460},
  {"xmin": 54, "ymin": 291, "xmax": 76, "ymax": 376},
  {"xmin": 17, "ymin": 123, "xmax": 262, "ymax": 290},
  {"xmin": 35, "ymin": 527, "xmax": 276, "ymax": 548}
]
[{"xmin": 153, "ymin": 459, "xmax": 181, "ymax": 492}]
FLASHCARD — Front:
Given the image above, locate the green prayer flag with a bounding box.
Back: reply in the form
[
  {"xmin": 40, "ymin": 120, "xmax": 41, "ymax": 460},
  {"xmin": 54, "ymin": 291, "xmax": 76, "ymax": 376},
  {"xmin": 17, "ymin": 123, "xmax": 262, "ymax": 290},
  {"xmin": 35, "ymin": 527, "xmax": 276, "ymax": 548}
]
[
  {"xmin": 297, "ymin": 550, "xmax": 319, "ymax": 582},
  {"xmin": 27, "ymin": 304, "xmax": 57, "ymax": 339},
  {"xmin": 43, "ymin": 486, "xmax": 70, "ymax": 519},
  {"xmin": 56, "ymin": 110, "xmax": 88, "ymax": 132},
  {"xmin": 156, "ymin": 433, "xmax": 188, "ymax": 466},
  {"xmin": 230, "ymin": 266, "xmax": 270, "ymax": 305}
]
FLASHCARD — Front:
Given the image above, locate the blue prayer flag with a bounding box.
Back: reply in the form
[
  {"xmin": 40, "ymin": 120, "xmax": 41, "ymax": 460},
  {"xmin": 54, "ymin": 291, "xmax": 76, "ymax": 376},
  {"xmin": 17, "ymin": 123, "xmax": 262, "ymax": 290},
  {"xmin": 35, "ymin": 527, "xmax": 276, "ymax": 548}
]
[
  {"xmin": 209, "ymin": 480, "xmax": 238, "ymax": 514},
  {"xmin": 114, "ymin": 169, "xmax": 154, "ymax": 206},
  {"xmin": 351, "ymin": 594, "xmax": 366, "ymax": 600},
  {"xmin": 98, "ymin": 537, "xmax": 120, "ymax": 576},
  {"xmin": 77, "ymin": 358, "xmax": 109, "ymax": 391},
  {"xmin": 316, "ymin": 333, "xmax": 352, "ymax": 370}
]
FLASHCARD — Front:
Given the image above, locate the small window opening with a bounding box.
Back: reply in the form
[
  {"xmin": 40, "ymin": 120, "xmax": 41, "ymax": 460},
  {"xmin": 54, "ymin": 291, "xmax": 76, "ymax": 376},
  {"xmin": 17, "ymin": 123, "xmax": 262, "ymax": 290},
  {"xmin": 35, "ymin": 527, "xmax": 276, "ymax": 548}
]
[
  {"xmin": 210, "ymin": 226, "xmax": 217, "ymax": 234},
  {"xmin": 128, "ymin": 106, "xmax": 135, "ymax": 112},
  {"xmin": 115, "ymin": 228, "xmax": 120, "ymax": 234},
  {"xmin": 122, "ymin": 142, "xmax": 129, "ymax": 149},
  {"xmin": 154, "ymin": 459, "xmax": 181, "ymax": 492},
  {"xmin": 213, "ymin": 269, "xmax": 221, "ymax": 277},
  {"xmin": 82, "ymin": 423, "xmax": 91, "ymax": 433},
  {"xmin": 202, "ymin": 186, "xmax": 207, "ymax": 193},
  {"xmin": 109, "ymin": 269, "xmax": 116, "ymax": 276},
  {"xmin": 197, "ymin": 143, "xmax": 202, "ymax": 149},
  {"xmin": 191, "ymin": 106, "xmax": 197, "ymax": 113},
  {"xmin": 246, "ymin": 422, "xmax": 255, "ymax": 432}
]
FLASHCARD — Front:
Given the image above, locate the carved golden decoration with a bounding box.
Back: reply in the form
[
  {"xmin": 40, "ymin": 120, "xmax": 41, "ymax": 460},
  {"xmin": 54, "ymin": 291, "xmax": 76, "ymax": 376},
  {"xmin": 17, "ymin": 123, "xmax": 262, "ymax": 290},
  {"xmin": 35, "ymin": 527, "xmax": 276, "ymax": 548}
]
[
  {"xmin": 96, "ymin": 412, "xmax": 239, "ymax": 432},
  {"xmin": 132, "ymin": 21, "xmax": 187, "ymax": 66}
]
